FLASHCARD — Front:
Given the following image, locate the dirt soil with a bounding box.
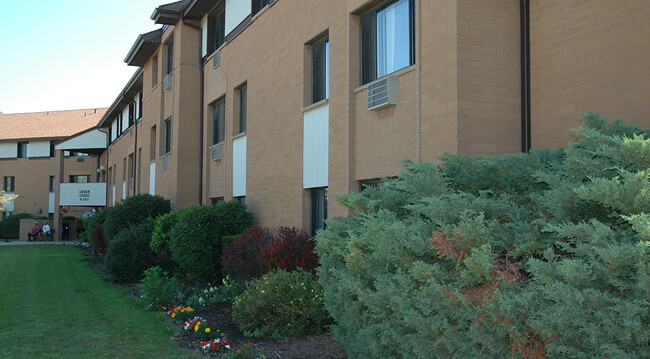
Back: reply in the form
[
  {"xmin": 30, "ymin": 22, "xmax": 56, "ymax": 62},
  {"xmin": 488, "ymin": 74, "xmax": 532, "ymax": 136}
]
[{"xmin": 82, "ymin": 248, "xmax": 348, "ymax": 359}]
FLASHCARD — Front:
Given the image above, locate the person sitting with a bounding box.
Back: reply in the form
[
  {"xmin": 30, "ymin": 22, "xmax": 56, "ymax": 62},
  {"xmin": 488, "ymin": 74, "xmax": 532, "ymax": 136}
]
[
  {"xmin": 41, "ymin": 222, "xmax": 52, "ymax": 241},
  {"xmin": 29, "ymin": 222, "xmax": 41, "ymax": 241}
]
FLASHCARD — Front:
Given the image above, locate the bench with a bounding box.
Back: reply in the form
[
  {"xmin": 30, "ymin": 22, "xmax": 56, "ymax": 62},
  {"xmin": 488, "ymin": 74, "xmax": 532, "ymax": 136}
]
[{"xmin": 27, "ymin": 229, "xmax": 55, "ymax": 241}]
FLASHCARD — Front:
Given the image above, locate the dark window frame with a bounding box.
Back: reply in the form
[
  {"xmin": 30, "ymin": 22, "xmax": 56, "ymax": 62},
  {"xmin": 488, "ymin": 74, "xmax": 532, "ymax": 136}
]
[
  {"xmin": 310, "ymin": 187, "xmax": 328, "ymax": 236},
  {"xmin": 360, "ymin": 0, "xmax": 415, "ymax": 85},
  {"xmin": 166, "ymin": 39, "xmax": 174, "ymax": 75},
  {"xmin": 49, "ymin": 176, "xmax": 55, "ymax": 192},
  {"xmin": 252, "ymin": 0, "xmax": 270, "ymax": 16},
  {"xmin": 17, "ymin": 142, "xmax": 28, "ymax": 158},
  {"xmin": 164, "ymin": 118, "xmax": 172, "ymax": 154},
  {"xmin": 69, "ymin": 175, "xmax": 90, "ymax": 184},
  {"xmin": 207, "ymin": 6, "xmax": 226, "ymax": 55},
  {"xmin": 238, "ymin": 85, "xmax": 247, "ymax": 134},
  {"xmin": 3, "ymin": 176, "xmax": 15, "ymax": 192},
  {"xmin": 312, "ymin": 37, "xmax": 330, "ymax": 104},
  {"xmin": 137, "ymin": 92, "xmax": 143, "ymax": 119},
  {"xmin": 212, "ymin": 99, "xmax": 226, "ymax": 145}
]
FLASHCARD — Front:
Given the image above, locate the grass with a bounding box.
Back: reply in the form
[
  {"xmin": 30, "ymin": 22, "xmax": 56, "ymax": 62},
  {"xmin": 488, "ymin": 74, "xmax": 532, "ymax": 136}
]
[{"xmin": 0, "ymin": 245, "xmax": 198, "ymax": 358}]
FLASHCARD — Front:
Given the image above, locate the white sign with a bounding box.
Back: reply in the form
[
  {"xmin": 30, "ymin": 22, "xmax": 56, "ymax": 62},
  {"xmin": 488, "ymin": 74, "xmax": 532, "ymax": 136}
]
[{"xmin": 60, "ymin": 183, "xmax": 107, "ymax": 206}]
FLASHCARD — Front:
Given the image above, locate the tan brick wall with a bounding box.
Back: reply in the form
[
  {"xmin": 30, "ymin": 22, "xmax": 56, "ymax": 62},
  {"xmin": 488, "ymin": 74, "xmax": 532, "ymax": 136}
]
[
  {"xmin": 0, "ymin": 155, "xmax": 99, "ymax": 218},
  {"xmin": 530, "ymin": 0, "xmax": 650, "ymax": 149}
]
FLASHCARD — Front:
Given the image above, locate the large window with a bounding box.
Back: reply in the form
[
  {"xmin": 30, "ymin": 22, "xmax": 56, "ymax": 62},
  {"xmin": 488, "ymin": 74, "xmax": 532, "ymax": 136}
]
[
  {"xmin": 3, "ymin": 177, "xmax": 15, "ymax": 192},
  {"xmin": 164, "ymin": 118, "xmax": 172, "ymax": 154},
  {"xmin": 152, "ymin": 55, "xmax": 159, "ymax": 86},
  {"xmin": 361, "ymin": 0, "xmax": 414, "ymax": 84},
  {"xmin": 252, "ymin": 0, "xmax": 270, "ymax": 16},
  {"xmin": 238, "ymin": 85, "xmax": 247, "ymax": 134},
  {"xmin": 49, "ymin": 176, "xmax": 55, "ymax": 192},
  {"xmin": 311, "ymin": 187, "xmax": 328, "ymax": 236},
  {"xmin": 312, "ymin": 37, "xmax": 330, "ymax": 103},
  {"xmin": 213, "ymin": 99, "xmax": 226, "ymax": 144},
  {"xmin": 17, "ymin": 142, "xmax": 28, "ymax": 158},
  {"xmin": 166, "ymin": 39, "xmax": 174, "ymax": 75},
  {"xmin": 69, "ymin": 175, "xmax": 90, "ymax": 183},
  {"xmin": 207, "ymin": 7, "xmax": 226, "ymax": 54}
]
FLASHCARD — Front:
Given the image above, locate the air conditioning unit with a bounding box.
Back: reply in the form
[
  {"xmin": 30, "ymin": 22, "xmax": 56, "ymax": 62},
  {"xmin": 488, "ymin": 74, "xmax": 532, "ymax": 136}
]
[
  {"xmin": 163, "ymin": 74, "xmax": 173, "ymax": 90},
  {"xmin": 210, "ymin": 143, "xmax": 223, "ymax": 161},
  {"xmin": 367, "ymin": 75, "xmax": 398, "ymax": 111},
  {"xmin": 212, "ymin": 50, "xmax": 221, "ymax": 69},
  {"xmin": 162, "ymin": 155, "xmax": 167, "ymax": 169},
  {"xmin": 129, "ymin": 178, "xmax": 134, "ymax": 188}
]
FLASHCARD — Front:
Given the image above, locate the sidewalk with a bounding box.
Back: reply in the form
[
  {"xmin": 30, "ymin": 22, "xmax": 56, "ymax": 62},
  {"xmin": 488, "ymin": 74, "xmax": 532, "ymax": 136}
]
[{"xmin": 0, "ymin": 241, "xmax": 62, "ymax": 246}]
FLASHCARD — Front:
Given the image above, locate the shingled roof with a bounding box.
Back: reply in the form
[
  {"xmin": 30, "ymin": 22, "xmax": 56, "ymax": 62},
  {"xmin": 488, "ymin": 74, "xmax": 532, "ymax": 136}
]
[{"xmin": 0, "ymin": 108, "xmax": 107, "ymax": 141}]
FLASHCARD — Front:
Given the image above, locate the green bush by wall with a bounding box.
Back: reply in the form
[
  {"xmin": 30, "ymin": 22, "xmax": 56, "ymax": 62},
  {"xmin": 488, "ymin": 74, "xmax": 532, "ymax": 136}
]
[
  {"xmin": 102, "ymin": 194, "xmax": 170, "ymax": 241},
  {"xmin": 105, "ymin": 219, "xmax": 157, "ymax": 283},
  {"xmin": 316, "ymin": 113, "xmax": 650, "ymax": 358}
]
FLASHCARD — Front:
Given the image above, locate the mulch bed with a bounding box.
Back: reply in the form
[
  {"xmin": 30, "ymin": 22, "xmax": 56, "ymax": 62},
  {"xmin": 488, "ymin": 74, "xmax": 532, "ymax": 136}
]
[{"xmin": 81, "ymin": 248, "xmax": 347, "ymax": 359}]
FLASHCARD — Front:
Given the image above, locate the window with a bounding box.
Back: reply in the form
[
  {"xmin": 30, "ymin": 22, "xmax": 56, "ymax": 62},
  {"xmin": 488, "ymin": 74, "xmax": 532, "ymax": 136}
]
[
  {"xmin": 49, "ymin": 176, "xmax": 55, "ymax": 192},
  {"xmin": 235, "ymin": 196, "xmax": 246, "ymax": 206},
  {"xmin": 150, "ymin": 125, "xmax": 157, "ymax": 160},
  {"xmin": 17, "ymin": 142, "xmax": 28, "ymax": 158},
  {"xmin": 361, "ymin": 0, "xmax": 415, "ymax": 84},
  {"xmin": 137, "ymin": 92, "xmax": 143, "ymax": 119},
  {"xmin": 252, "ymin": 0, "xmax": 270, "ymax": 15},
  {"xmin": 311, "ymin": 187, "xmax": 328, "ymax": 236},
  {"xmin": 238, "ymin": 85, "xmax": 247, "ymax": 134},
  {"xmin": 166, "ymin": 39, "xmax": 174, "ymax": 75},
  {"xmin": 164, "ymin": 118, "xmax": 172, "ymax": 154},
  {"xmin": 3, "ymin": 177, "xmax": 15, "ymax": 192},
  {"xmin": 211, "ymin": 197, "xmax": 225, "ymax": 205},
  {"xmin": 359, "ymin": 179, "xmax": 382, "ymax": 192},
  {"xmin": 128, "ymin": 103, "xmax": 135, "ymax": 127},
  {"xmin": 152, "ymin": 55, "xmax": 159, "ymax": 86},
  {"xmin": 207, "ymin": 7, "xmax": 226, "ymax": 54},
  {"xmin": 312, "ymin": 37, "xmax": 330, "ymax": 103},
  {"xmin": 50, "ymin": 142, "xmax": 56, "ymax": 157},
  {"xmin": 128, "ymin": 154, "xmax": 134, "ymax": 182},
  {"xmin": 70, "ymin": 175, "xmax": 90, "ymax": 183},
  {"xmin": 212, "ymin": 99, "xmax": 226, "ymax": 144}
]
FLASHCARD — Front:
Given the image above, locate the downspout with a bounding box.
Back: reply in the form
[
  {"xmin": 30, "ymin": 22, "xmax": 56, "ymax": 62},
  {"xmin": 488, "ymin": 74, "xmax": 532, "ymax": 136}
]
[
  {"xmin": 520, "ymin": 0, "xmax": 531, "ymax": 153},
  {"xmin": 181, "ymin": 14, "xmax": 204, "ymax": 206}
]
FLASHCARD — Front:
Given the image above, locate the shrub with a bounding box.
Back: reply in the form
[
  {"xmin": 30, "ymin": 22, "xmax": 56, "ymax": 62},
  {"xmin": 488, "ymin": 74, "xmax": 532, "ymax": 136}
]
[
  {"xmin": 168, "ymin": 202, "xmax": 252, "ymax": 284},
  {"xmin": 0, "ymin": 213, "xmax": 31, "ymax": 238},
  {"xmin": 221, "ymin": 227, "xmax": 273, "ymax": 281},
  {"xmin": 140, "ymin": 266, "xmax": 181, "ymax": 309},
  {"xmin": 90, "ymin": 225, "xmax": 108, "ymax": 254},
  {"xmin": 316, "ymin": 113, "xmax": 650, "ymax": 358},
  {"xmin": 232, "ymin": 269, "xmax": 331, "ymax": 338},
  {"xmin": 78, "ymin": 208, "xmax": 112, "ymax": 243},
  {"xmin": 222, "ymin": 226, "xmax": 318, "ymax": 281},
  {"xmin": 105, "ymin": 219, "xmax": 157, "ymax": 283},
  {"xmin": 150, "ymin": 211, "xmax": 178, "ymax": 253},
  {"xmin": 103, "ymin": 194, "xmax": 171, "ymax": 241}
]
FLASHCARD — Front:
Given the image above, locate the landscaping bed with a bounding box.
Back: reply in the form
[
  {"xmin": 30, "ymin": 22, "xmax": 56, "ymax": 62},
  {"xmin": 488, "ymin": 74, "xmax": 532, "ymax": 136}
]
[{"xmin": 81, "ymin": 247, "xmax": 347, "ymax": 359}]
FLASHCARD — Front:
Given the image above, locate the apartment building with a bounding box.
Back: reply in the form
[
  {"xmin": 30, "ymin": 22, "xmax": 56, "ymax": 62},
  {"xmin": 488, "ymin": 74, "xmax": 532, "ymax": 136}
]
[
  {"xmin": 99, "ymin": 0, "xmax": 649, "ymax": 235},
  {"xmin": 0, "ymin": 109, "xmax": 107, "ymax": 219}
]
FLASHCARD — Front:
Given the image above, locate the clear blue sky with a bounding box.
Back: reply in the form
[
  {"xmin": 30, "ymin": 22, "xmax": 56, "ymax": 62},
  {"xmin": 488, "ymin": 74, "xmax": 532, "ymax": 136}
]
[{"xmin": 0, "ymin": 0, "xmax": 167, "ymax": 114}]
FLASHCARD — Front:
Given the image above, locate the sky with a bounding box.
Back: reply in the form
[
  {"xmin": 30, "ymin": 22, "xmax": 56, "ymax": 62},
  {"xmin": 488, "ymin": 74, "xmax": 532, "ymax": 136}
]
[{"xmin": 0, "ymin": 0, "xmax": 168, "ymax": 114}]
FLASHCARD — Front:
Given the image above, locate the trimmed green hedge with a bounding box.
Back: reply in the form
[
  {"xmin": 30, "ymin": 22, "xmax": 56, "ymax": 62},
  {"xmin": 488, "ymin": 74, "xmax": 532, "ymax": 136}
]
[
  {"xmin": 316, "ymin": 113, "xmax": 650, "ymax": 358},
  {"xmin": 105, "ymin": 219, "xmax": 157, "ymax": 283},
  {"xmin": 103, "ymin": 194, "xmax": 170, "ymax": 241}
]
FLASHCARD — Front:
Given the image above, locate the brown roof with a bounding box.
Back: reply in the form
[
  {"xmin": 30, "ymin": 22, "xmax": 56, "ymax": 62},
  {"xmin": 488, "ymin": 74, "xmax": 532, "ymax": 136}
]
[{"xmin": 0, "ymin": 108, "xmax": 108, "ymax": 141}]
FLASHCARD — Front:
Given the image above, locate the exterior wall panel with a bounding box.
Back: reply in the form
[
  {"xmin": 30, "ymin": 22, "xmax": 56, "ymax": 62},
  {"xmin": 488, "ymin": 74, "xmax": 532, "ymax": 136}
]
[
  {"xmin": 303, "ymin": 103, "xmax": 329, "ymax": 189},
  {"xmin": 29, "ymin": 141, "xmax": 51, "ymax": 158},
  {"xmin": 225, "ymin": 0, "xmax": 251, "ymax": 35},
  {"xmin": 0, "ymin": 142, "xmax": 18, "ymax": 158},
  {"xmin": 232, "ymin": 135, "xmax": 246, "ymax": 197}
]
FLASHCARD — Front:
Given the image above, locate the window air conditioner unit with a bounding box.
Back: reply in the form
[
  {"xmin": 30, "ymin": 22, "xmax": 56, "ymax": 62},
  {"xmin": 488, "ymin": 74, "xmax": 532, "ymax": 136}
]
[
  {"xmin": 162, "ymin": 155, "xmax": 167, "ymax": 169},
  {"xmin": 213, "ymin": 50, "xmax": 221, "ymax": 69},
  {"xmin": 367, "ymin": 75, "xmax": 398, "ymax": 111},
  {"xmin": 163, "ymin": 74, "xmax": 173, "ymax": 90},
  {"xmin": 210, "ymin": 143, "xmax": 223, "ymax": 161}
]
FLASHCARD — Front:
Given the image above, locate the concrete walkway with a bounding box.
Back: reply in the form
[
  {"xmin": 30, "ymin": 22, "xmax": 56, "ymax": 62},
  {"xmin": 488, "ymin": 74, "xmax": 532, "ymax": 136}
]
[{"xmin": 0, "ymin": 241, "xmax": 63, "ymax": 246}]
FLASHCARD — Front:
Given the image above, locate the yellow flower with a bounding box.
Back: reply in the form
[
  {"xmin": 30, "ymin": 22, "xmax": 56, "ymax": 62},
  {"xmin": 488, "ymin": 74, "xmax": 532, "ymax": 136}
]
[
  {"xmin": 205, "ymin": 328, "xmax": 211, "ymax": 333},
  {"xmin": 171, "ymin": 313, "xmax": 176, "ymax": 318},
  {"xmin": 195, "ymin": 325, "xmax": 200, "ymax": 332}
]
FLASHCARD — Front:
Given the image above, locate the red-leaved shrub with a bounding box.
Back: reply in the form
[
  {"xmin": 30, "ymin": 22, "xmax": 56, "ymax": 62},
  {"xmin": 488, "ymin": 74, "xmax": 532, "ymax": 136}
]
[
  {"xmin": 221, "ymin": 226, "xmax": 319, "ymax": 281},
  {"xmin": 90, "ymin": 225, "xmax": 108, "ymax": 254}
]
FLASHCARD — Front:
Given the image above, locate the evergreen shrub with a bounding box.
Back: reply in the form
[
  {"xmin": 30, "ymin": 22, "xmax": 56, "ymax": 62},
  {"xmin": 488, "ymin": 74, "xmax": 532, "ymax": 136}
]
[
  {"xmin": 103, "ymin": 194, "xmax": 171, "ymax": 241},
  {"xmin": 105, "ymin": 219, "xmax": 157, "ymax": 283},
  {"xmin": 0, "ymin": 213, "xmax": 31, "ymax": 238},
  {"xmin": 232, "ymin": 269, "xmax": 331, "ymax": 338},
  {"xmin": 168, "ymin": 201, "xmax": 252, "ymax": 284},
  {"xmin": 316, "ymin": 113, "xmax": 650, "ymax": 358}
]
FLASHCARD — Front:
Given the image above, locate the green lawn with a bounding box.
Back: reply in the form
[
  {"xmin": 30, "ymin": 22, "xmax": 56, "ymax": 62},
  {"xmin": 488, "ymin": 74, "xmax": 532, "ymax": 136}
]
[{"xmin": 0, "ymin": 245, "xmax": 198, "ymax": 358}]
